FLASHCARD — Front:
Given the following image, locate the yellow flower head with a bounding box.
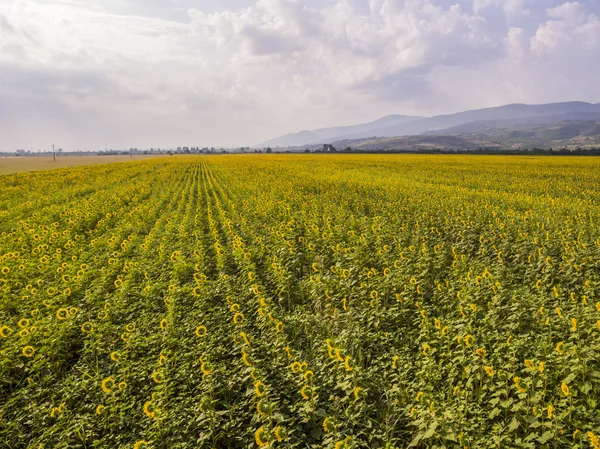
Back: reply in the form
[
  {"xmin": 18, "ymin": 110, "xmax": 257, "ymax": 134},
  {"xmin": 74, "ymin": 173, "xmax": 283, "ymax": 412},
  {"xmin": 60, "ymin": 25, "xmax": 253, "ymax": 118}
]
[
  {"xmin": 416, "ymin": 391, "xmax": 423, "ymax": 401},
  {"xmin": 274, "ymin": 426, "xmax": 287, "ymax": 442},
  {"xmin": 254, "ymin": 380, "xmax": 266, "ymax": 397},
  {"xmin": 233, "ymin": 313, "xmax": 244, "ymax": 324},
  {"xmin": 464, "ymin": 334, "xmax": 474, "ymax": 347},
  {"xmin": 353, "ymin": 386, "xmax": 362, "ymax": 399},
  {"xmin": 392, "ymin": 355, "xmax": 399, "ymax": 368},
  {"xmin": 22, "ymin": 345, "xmax": 35, "ymax": 357},
  {"xmin": 556, "ymin": 342, "xmax": 564, "ymax": 353},
  {"xmin": 275, "ymin": 321, "xmax": 284, "ymax": 333},
  {"xmin": 81, "ymin": 322, "xmax": 93, "ymax": 333},
  {"xmin": 152, "ymin": 371, "xmax": 163, "ymax": 384},
  {"xmin": 524, "ymin": 359, "xmax": 535, "ymax": 371},
  {"xmin": 143, "ymin": 401, "xmax": 156, "ymax": 419},
  {"xmin": 561, "ymin": 382, "xmax": 569, "ymax": 397},
  {"xmin": 291, "ymin": 361, "xmax": 301, "ymax": 373},
  {"xmin": 323, "ymin": 417, "xmax": 336, "ymax": 433},
  {"xmin": 344, "ymin": 355, "xmax": 353, "ymax": 371},
  {"xmin": 547, "ymin": 404, "xmax": 553, "ymax": 419},
  {"xmin": 484, "ymin": 366, "xmax": 495, "ymax": 377},
  {"xmin": 101, "ymin": 377, "xmax": 115, "ymax": 393},
  {"xmin": 18, "ymin": 318, "xmax": 30, "ymax": 329},
  {"xmin": 159, "ymin": 319, "xmax": 168, "ymax": 330},
  {"xmin": 133, "ymin": 440, "xmax": 150, "ymax": 449},
  {"xmin": 0, "ymin": 325, "xmax": 12, "ymax": 338},
  {"xmin": 110, "ymin": 351, "xmax": 121, "ymax": 362},
  {"xmin": 300, "ymin": 385, "xmax": 313, "ymax": 400},
  {"xmin": 514, "ymin": 377, "xmax": 527, "ymax": 393},
  {"xmin": 195, "ymin": 326, "xmax": 207, "ymax": 337},
  {"xmin": 304, "ymin": 370, "xmax": 314, "ymax": 383},
  {"xmin": 242, "ymin": 350, "xmax": 252, "ymax": 367},
  {"xmin": 200, "ymin": 361, "xmax": 212, "ymax": 376},
  {"xmin": 56, "ymin": 308, "xmax": 70, "ymax": 320},
  {"xmin": 96, "ymin": 404, "xmax": 105, "ymax": 415},
  {"xmin": 475, "ymin": 347, "xmax": 486, "ymax": 358},
  {"xmin": 570, "ymin": 318, "xmax": 577, "ymax": 332},
  {"xmin": 255, "ymin": 427, "xmax": 269, "ymax": 447},
  {"xmin": 539, "ymin": 361, "xmax": 545, "ymax": 373},
  {"xmin": 434, "ymin": 318, "xmax": 441, "ymax": 329},
  {"xmin": 423, "ymin": 344, "xmax": 431, "ymax": 356},
  {"xmin": 256, "ymin": 400, "xmax": 269, "ymax": 416},
  {"xmin": 588, "ymin": 432, "xmax": 600, "ymax": 449}
]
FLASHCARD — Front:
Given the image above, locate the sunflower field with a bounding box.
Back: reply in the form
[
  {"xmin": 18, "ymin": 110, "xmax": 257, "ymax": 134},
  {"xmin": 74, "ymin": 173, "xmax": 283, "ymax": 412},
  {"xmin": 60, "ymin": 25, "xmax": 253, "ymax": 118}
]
[{"xmin": 1, "ymin": 154, "xmax": 599, "ymax": 449}]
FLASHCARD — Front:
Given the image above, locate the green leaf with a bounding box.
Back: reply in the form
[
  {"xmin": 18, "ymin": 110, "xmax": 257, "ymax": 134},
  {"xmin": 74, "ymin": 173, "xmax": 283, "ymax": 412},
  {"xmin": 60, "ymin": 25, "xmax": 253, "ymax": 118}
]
[{"xmin": 508, "ymin": 417, "xmax": 520, "ymax": 432}]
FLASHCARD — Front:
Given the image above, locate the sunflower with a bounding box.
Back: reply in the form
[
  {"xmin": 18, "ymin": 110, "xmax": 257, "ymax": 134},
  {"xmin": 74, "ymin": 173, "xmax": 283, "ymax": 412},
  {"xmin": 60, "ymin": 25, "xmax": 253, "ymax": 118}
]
[
  {"xmin": 555, "ymin": 342, "xmax": 564, "ymax": 353},
  {"xmin": 233, "ymin": 313, "xmax": 244, "ymax": 324},
  {"xmin": 152, "ymin": 371, "xmax": 163, "ymax": 384},
  {"xmin": 561, "ymin": 382, "xmax": 569, "ymax": 396},
  {"xmin": 422, "ymin": 344, "xmax": 431, "ymax": 357},
  {"xmin": 81, "ymin": 322, "xmax": 93, "ymax": 333},
  {"xmin": 242, "ymin": 350, "xmax": 252, "ymax": 367},
  {"xmin": 300, "ymin": 385, "xmax": 313, "ymax": 400},
  {"xmin": 513, "ymin": 377, "xmax": 527, "ymax": 393},
  {"xmin": 254, "ymin": 380, "xmax": 266, "ymax": 397},
  {"xmin": 484, "ymin": 366, "xmax": 495, "ymax": 377},
  {"xmin": 96, "ymin": 404, "xmax": 105, "ymax": 415},
  {"xmin": 524, "ymin": 359, "xmax": 535, "ymax": 371},
  {"xmin": 110, "ymin": 351, "xmax": 121, "ymax": 362},
  {"xmin": 0, "ymin": 325, "xmax": 11, "ymax": 338},
  {"xmin": 274, "ymin": 426, "xmax": 287, "ymax": 442},
  {"xmin": 133, "ymin": 440, "xmax": 151, "ymax": 449},
  {"xmin": 304, "ymin": 370, "xmax": 314, "ymax": 382},
  {"xmin": 464, "ymin": 334, "xmax": 474, "ymax": 347},
  {"xmin": 69, "ymin": 307, "xmax": 78, "ymax": 315},
  {"xmin": 18, "ymin": 318, "xmax": 30, "ymax": 329},
  {"xmin": 101, "ymin": 377, "xmax": 115, "ymax": 393},
  {"xmin": 22, "ymin": 346, "xmax": 35, "ymax": 357},
  {"xmin": 159, "ymin": 319, "xmax": 168, "ymax": 330},
  {"xmin": 256, "ymin": 400, "xmax": 269, "ymax": 416},
  {"xmin": 56, "ymin": 308, "xmax": 70, "ymax": 320},
  {"xmin": 323, "ymin": 417, "xmax": 336, "ymax": 433},
  {"xmin": 353, "ymin": 386, "xmax": 362, "ymax": 399},
  {"xmin": 195, "ymin": 325, "xmax": 208, "ymax": 337},
  {"xmin": 344, "ymin": 355, "xmax": 353, "ymax": 371},
  {"xmin": 547, "ymin": 404, "xmax": 553, "ymax": 419},
  {"xmin": 255, "ymin": 427, "xmax": 269, "ymax": 447},
  {"xmin": 275, "ymin": 321, "xmax": 284, "ymax": 333},
  {"xmin": 143, "ymin": 401, "xmax": 156, "ymax": 419}
]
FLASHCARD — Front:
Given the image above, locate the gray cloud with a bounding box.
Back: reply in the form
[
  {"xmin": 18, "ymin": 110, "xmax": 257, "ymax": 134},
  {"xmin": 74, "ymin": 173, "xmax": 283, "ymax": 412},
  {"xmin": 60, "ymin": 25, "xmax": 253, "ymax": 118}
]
[{"xmin": 0, "ymin": 0, "xmax": 599, "ymax": 150}]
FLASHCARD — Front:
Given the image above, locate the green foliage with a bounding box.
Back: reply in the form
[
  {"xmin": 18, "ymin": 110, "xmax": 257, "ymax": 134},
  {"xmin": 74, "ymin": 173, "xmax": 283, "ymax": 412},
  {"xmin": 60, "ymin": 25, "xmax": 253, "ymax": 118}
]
[{"xmin": 0, "ymin": 155, "xmax": 599, "ymax": 449}]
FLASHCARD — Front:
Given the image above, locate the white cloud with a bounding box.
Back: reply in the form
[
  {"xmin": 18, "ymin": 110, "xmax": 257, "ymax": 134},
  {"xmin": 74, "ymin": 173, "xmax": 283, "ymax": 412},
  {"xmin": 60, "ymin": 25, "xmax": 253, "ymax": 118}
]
[{"xmin": 0, "ymin": 0, "xmax": 599, "ymax": 150}]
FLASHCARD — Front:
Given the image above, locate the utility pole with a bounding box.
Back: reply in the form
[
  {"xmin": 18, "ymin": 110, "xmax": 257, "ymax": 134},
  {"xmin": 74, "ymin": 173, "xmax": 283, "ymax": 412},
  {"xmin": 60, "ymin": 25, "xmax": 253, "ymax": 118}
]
[{"xmin": 52, "ymin": 144, "xmax": 56, "ymax": 161}]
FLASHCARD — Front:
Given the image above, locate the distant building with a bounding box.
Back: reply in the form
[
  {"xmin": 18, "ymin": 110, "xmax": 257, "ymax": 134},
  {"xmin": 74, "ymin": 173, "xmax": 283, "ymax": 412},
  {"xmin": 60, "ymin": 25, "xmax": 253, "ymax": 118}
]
[{"xmin": 16, "ymin": 149, "xmax": 26, "ymax": 155}]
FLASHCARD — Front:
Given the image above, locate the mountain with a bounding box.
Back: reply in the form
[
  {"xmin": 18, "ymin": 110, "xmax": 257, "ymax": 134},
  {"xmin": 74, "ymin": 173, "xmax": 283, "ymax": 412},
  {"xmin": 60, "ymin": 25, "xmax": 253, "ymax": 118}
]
[
  {"xmin": 423, "ymin": 112, "xmax": 600, "ymax": 135},
  {"xmin": 259, "ymin": 101, "xmax": 600, "ymax": 147},
  {"xmin": 320, "ymin": 120, "xmax": 600, "ymax": 152},
  {"xmin": 257, "ymin": 114, "xmax": 424, "ymax": 148}
]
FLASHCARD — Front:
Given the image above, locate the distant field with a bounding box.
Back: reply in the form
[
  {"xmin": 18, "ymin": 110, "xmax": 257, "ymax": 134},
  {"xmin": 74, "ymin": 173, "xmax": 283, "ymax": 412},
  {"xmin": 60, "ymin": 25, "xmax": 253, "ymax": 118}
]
[{"xmin": 0, "ymin": 154, "xmax": 168, "ymax": 175}]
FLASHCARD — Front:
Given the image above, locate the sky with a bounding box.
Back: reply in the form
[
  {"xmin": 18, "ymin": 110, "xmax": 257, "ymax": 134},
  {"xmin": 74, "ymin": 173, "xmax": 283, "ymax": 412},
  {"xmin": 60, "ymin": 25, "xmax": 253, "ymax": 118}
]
[{"xmin": 0, "ymin": 0, "xmax": 599, "ymax": 150}]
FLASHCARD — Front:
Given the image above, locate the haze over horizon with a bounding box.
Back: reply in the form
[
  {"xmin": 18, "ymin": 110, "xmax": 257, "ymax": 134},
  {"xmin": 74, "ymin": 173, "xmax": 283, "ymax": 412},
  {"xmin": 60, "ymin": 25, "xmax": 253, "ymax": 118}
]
[{"xmin": 1, "ymin": 0, "xmax": 600, "ymax": 150}]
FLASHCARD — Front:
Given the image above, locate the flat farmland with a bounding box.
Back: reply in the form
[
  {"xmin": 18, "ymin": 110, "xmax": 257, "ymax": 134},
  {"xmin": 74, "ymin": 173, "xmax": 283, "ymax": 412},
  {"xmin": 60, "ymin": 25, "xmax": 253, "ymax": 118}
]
[
  {"xmin": 0, "ymin": 155, "xmax": 599, "ymax": 448},
  {"xmin": 0, "ymin": 155, "xmax": 167, "ymax": 175}
]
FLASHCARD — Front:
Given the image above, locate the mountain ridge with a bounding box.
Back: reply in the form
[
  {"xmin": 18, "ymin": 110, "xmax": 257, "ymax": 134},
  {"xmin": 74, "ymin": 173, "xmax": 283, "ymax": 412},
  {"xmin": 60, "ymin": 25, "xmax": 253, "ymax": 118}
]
[{"xmin": 257, "ymin": 101, "xmax": 600, "ymax": 148}]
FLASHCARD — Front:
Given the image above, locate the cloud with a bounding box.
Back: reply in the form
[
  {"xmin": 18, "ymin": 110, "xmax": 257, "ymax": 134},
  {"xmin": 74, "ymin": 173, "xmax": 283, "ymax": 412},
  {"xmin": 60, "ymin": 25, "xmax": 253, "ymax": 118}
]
[{"xmin": 0, "ymin": 0, "xmax": 599, "ymax": 150}]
